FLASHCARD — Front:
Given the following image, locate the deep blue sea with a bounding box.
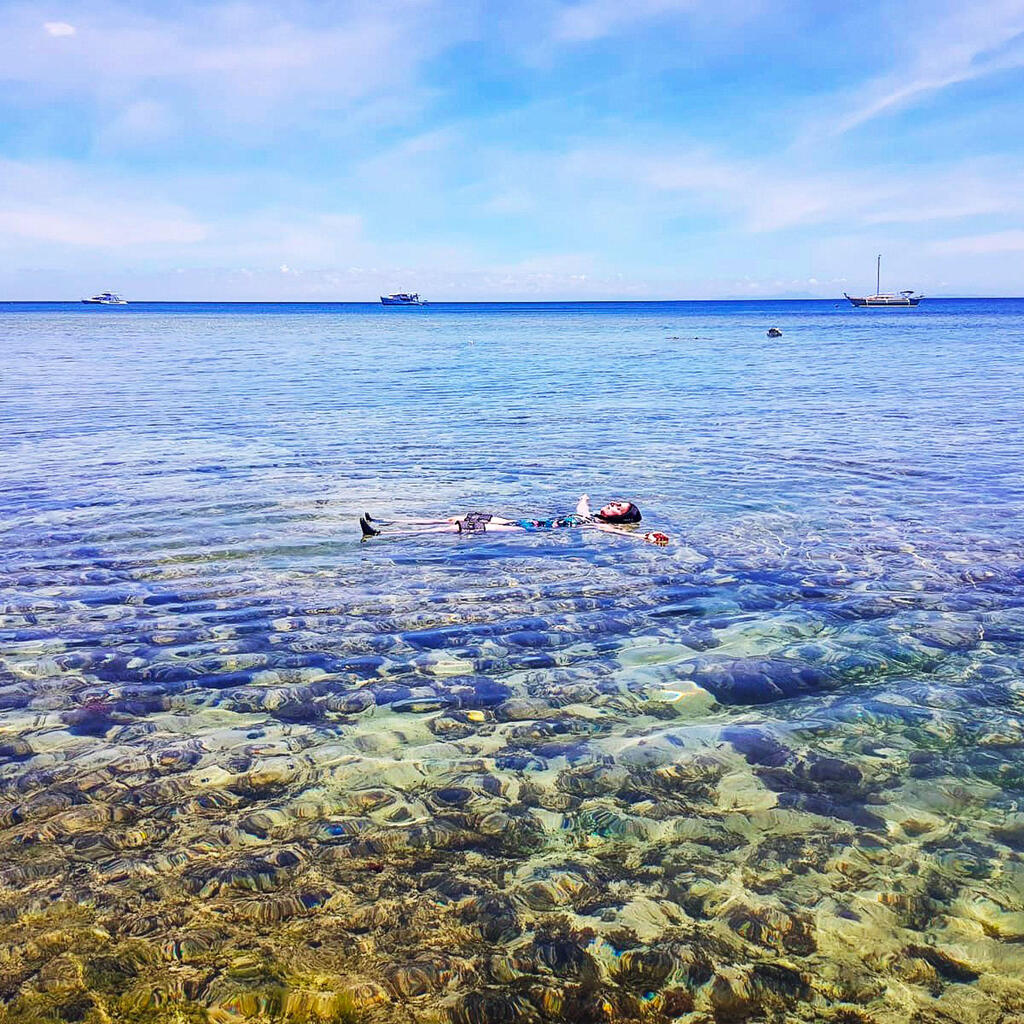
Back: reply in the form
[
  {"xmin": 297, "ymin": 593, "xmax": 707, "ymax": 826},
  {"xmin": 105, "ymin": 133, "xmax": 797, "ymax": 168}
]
[{"xmin": 2, "ymin": 299, "xmax": 1024, "ymax": 1023}]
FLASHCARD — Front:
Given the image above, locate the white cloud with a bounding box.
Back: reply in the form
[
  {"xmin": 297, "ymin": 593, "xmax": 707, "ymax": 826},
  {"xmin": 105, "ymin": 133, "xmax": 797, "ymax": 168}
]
[
  {"xmin": 0, "ymin": 206, "xmax": 204, "ymax": 246},
  {"xmin": 931, "ymin": 230, "xmax": 1024, "ymax": 254},
  {"xmin": 4, "ymin": 1, "xmax": 474, "ymax": 130},
  {"xmin": 0, "ymin": 159, "xmax": 206, "ymax": 248},
  {"xmin": 560, "ymin": 143, "xmax": 1024, "ymax": 233}
]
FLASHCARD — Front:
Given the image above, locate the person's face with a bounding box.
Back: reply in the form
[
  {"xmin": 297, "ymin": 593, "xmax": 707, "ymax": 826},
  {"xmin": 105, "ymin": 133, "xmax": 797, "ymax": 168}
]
[{"xmin": 600, "ymin": 500, "xmax": 632, "ymax": 519}]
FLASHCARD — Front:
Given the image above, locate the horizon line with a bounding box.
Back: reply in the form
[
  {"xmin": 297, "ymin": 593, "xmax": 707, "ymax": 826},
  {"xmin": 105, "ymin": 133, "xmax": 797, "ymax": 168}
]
[{"xmin": 2, "ymin": 295, "xmax": 1020, "ymax": 304}]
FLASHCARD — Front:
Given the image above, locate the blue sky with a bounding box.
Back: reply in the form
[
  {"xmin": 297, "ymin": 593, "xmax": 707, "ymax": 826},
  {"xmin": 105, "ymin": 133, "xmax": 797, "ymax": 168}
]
[{"xmin": 1, "ymin": 0, "xmax": 1023, "ymax": 299}]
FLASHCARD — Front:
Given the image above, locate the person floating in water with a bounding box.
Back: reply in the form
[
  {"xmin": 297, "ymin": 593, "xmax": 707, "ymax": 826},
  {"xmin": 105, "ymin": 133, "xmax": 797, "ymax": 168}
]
[{"xmin": 359, "ymin": 495, "xmax": 669, "ymax": 546}]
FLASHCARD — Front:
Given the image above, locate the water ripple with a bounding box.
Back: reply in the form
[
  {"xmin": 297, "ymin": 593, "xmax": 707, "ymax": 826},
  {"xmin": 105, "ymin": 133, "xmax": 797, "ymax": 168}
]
[{"xmin": 2, "ymin": 300, "xmax": 1024, "ymax": 1022}]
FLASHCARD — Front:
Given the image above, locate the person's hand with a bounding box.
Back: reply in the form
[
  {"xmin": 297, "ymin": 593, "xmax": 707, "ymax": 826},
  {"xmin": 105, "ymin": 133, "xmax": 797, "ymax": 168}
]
[
  {"xmin": 644, "ymin": 531, "xmax": 669, "ymax": 546},
  {"xmin": 576, "ymin": 493, "xmax": 591, "ymax": 516}
]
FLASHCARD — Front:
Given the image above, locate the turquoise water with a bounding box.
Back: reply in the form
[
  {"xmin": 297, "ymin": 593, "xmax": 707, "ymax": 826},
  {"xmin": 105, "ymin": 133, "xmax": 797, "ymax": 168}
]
[{"xmin": 2, "ymin": 299, "xmax": 1024, "ymax": 1022}]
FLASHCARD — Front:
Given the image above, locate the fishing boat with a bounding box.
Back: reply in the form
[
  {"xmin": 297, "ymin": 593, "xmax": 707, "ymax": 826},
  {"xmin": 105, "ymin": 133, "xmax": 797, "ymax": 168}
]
[
  {"xmin": 844, "ymin": 256, "xmax": 922, "ymax": 306},
  {"xmin": 380, "ymin": 293, "xmax": 426, "ymax": 305},
  {"xmin": 81, "ymin": 291, "xmax": 128, "ymax": 305}
]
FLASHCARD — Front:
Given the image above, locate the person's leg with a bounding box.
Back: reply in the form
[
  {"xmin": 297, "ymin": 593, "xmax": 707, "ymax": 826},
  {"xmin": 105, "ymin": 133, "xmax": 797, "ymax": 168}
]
[
  {"xmin": 396, "ymin": 524, "xmax": 461, "ymax": 535},
  {"xmin": 365, "ymin": 512, "xmax": 455, "ymax": 526},
  {"xmin": 360, "ymin": 516, "xmax": 460, "ymax": 539}
]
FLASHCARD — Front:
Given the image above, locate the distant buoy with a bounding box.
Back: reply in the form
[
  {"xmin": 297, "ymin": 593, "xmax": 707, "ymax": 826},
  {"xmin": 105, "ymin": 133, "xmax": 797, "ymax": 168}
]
[{"xmin": 767, "ymin": 327, "xmax": 782, "ymax": 338}]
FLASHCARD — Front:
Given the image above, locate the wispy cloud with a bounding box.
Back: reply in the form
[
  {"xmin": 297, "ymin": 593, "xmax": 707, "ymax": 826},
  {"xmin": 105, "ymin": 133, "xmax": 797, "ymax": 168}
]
[
  {"xmin": 822, "ymin": 0, "xmax": 1024, "ymax": 135},
  {"xmin": 931, "ymin": 229, "xmax": 1024, "ymax": 254},
  {"xmin": 2, "ymin": 1, "xmax": 473, "ymax": 130},
  {"xmin": 551, "ymin": 0, "xmax": 699, "ymax": 42},
  {"xmin": 0, "ymin": 159, "xmax": 206, "ymax": 248},
  {"xmin": 0, "ymin": 205, "xmax": 204, "ymax": 246},
  {"xmin": 560, "ymin": 144, "xmax": 1024, "ymax": 233}
]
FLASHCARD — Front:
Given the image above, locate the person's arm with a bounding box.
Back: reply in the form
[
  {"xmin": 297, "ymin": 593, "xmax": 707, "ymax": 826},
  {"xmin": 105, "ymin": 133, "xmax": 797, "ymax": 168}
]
[{"xmin": 591, "ymin": 523, "xmax": 669, "ymax": 546}]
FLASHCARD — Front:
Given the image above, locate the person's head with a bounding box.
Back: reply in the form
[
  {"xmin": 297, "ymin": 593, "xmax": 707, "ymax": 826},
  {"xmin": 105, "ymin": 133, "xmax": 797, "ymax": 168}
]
[{"xmin": 596, "ymin": 500, "xmax": 642, "ymax": 524}]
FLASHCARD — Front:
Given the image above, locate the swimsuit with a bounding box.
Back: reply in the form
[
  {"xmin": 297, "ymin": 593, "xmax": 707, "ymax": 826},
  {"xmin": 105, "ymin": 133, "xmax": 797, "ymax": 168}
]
[
  {"xmin": 459, "ymin": 512, "xmax": 493, "ymax": 533},
  {"xmin": 459, "ymin": 512, "xmax": 596, "ymax": 534},
  {"xmin": 514, "ymin": 514, "xmax": 591, "ymax": 531}
]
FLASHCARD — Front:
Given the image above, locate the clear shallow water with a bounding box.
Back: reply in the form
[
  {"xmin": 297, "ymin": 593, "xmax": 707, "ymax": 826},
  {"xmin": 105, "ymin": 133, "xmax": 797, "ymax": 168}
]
[{"xmin": 1, "ymin": 299, "xmax": 1024, "ymax": 1023}]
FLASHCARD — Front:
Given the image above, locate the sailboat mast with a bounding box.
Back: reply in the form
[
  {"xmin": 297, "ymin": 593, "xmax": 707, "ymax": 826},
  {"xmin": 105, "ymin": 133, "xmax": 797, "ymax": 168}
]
[{"xmin": 876, "ymin": 254, "xmax": 881, "ymax": 295}]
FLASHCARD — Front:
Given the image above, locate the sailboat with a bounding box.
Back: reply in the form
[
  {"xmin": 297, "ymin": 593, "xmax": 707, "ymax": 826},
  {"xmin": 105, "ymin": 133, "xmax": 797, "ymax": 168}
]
[{"xmin": 844, "ymin": 256, "xmax": 922, "ymax": 307}]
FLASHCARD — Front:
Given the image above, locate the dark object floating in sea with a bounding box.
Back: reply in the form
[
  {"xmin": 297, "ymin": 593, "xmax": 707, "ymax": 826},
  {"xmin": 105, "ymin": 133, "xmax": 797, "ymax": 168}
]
[{"xmin": 767, "ymin": 327, "xmax": 783, "ymax": 338}]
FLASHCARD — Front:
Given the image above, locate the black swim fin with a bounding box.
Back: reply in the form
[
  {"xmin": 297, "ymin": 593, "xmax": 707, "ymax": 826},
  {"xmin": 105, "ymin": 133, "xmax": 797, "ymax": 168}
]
[{"xmin": 359, "ymin": 516, "xmax": 381, "ymax": 539}]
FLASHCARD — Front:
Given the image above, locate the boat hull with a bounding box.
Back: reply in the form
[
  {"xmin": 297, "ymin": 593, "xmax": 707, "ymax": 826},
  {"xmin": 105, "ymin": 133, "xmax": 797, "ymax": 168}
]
[
  {"xmin": 380, "ymin": 296, "xmax": 425, "ymax": 305},
  {"xmin": 81, "ymin": 299, "xmax": 127, "ymax": 305},
  {"xmin": 845, "ymin": 294, "xmax": 920, "ymax": 307}
]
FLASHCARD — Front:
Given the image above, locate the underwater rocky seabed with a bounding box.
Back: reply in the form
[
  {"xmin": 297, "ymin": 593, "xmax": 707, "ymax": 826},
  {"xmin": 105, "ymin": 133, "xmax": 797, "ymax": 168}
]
[
  {"xmin": 3, "ymin": 513, "xmax": 1024, "ymax": 1024},
  {"xmin": 2, "ymin": 300, "xmax": 1024, "ymax": 1023}
]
